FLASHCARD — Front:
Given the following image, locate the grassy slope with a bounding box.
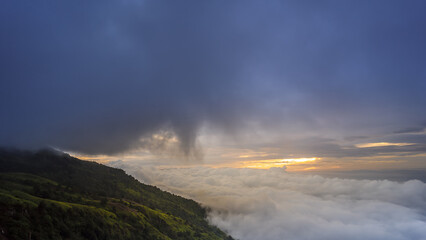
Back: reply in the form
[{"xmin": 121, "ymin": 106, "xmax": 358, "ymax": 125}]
[{"xmin": 0, "ymin": 149, "xmax": 233, "ymax": 240}]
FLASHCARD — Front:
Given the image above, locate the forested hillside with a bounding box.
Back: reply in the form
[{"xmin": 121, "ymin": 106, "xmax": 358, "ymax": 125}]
[{"xmin": 0, "ymin": 148, "xmax": 234, "ymax": 240}]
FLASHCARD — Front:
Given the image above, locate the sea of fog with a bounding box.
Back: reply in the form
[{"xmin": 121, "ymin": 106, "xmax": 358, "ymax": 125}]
[{"xmin": 110, "ymin": 162, "xmax": 426, "ymax": 240}]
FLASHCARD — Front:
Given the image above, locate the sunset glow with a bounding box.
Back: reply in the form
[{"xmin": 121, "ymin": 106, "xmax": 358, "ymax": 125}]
[
  {"xmin": 355, "ymin": 142, "xmax": 414, "ymax": 148},
  {"xmin": 235, "ymin": 157, "xmax": 318, "ymax": 169}
]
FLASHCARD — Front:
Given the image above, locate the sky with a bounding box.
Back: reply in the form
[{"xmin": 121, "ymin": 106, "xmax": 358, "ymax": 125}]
[{"xmin": 1, "ymin": 0, "xmax": 426, "ymax": 172}]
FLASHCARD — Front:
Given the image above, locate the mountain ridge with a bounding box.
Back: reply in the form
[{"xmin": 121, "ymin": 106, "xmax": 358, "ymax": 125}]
[{"xmin": 0, "ymin": 148, "xmax": 234, "ymax": 240}]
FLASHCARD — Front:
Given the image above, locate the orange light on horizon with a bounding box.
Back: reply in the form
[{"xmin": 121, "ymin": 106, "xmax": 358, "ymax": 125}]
[
  {"xmin": 355, "ymin": 142, "xmax": 414, "ymax": 148},
  {"xmin": 238, "ymin": 157, "xmax": 319, "ymax": 169}
]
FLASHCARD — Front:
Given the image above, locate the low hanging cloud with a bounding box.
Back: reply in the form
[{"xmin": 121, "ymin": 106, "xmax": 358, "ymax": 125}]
[{"xmin": 114, "ymin": 164, "xmax": 426, "ymax": 240}]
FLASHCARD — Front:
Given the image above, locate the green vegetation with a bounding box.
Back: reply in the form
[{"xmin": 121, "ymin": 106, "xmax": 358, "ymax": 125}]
[{"xmin": 0, "ymin": 148, "xmax": 234, "ymax": 240}]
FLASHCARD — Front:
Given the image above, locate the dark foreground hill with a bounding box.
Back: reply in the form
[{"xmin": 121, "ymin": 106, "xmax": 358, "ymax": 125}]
[{"xmin": 0, "ymin": 148, "xmax": 234, "ymax": 240}]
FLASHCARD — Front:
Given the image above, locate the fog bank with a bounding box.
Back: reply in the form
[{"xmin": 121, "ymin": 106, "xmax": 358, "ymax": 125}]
[{"xmin": 112, "ymin": 163, "xmax": 426, "ymax": 240}]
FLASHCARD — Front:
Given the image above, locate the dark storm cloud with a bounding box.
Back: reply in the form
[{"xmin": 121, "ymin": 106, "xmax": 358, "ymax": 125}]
[{"xmin": 1, "ymin": 1, "xmax": 426, "ymax": 156}]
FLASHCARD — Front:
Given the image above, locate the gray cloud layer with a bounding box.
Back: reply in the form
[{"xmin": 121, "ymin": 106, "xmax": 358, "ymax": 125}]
[
  {"xmin": 1, "ymin": 1, "xmax": 426, "ymax": 157},
  {"xmin": 116, "ymin": 164, "xmax": 426, "ymax": 240}
]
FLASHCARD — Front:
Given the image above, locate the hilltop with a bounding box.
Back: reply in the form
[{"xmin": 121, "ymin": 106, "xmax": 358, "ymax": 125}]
[{"xmin": 0, "ymin": 148, "xmax": 234, "ymax": 240}]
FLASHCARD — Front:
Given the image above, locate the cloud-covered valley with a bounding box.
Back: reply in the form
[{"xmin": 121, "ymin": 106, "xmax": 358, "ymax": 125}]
[{"xmin": 112, "ymin": 164, "xmax": 426, "ymax": 240}]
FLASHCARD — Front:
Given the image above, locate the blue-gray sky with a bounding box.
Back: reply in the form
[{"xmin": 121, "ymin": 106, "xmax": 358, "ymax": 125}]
[{"xmin": 1, "ymin": 1, "xmax": 426, "ymax": 169}]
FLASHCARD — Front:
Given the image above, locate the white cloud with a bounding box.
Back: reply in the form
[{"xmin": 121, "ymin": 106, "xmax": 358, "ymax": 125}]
[{"xmin": 112, "ymin": 163, "xmax": 426, "ymax": 240}]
